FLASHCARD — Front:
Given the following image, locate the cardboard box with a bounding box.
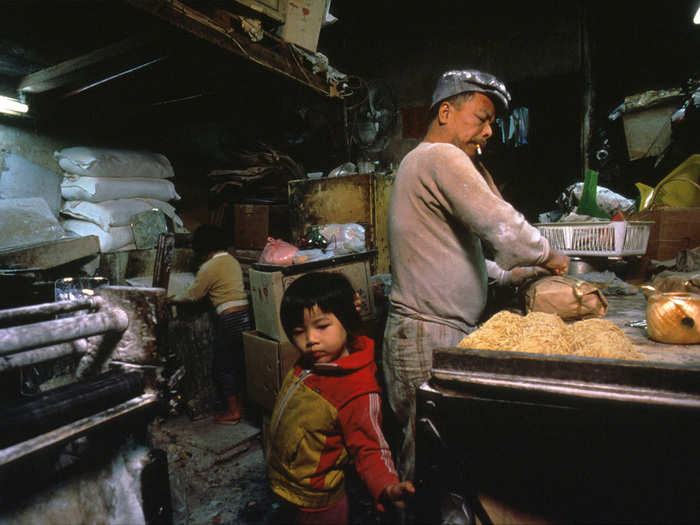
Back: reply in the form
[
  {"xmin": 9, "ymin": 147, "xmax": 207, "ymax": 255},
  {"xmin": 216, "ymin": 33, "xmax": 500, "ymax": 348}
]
[
  {"xmin": 232, "ymin": 0, "xmax": 287, "ymax": 23},
  {"xmin": 249, "ymin": 254, "xmax": 375, "ymax": 342},
  {"xmin": 629, "ymin": 207, "xmax": 700, "ymax": 260},
  {"xmin": 622, "ymin": 104, "xmax": 676, "ymax": 160},
  {"xmin": 278, "ymin": 0, "xmax": 327, "ymax": 52},
  {"xmin": 243, "ymin": 330, "xmax": 298, "ymax": 412},
  {"xmin": 234, "ymin": 203, "xmax": 289, "ymax": 250}
]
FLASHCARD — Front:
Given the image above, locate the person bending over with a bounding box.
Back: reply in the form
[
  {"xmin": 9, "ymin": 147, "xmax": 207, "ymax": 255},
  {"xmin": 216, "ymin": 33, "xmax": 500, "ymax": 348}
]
[{"xmin": 169, "ymin": 224, "xmax": 251, "ymax": 424}]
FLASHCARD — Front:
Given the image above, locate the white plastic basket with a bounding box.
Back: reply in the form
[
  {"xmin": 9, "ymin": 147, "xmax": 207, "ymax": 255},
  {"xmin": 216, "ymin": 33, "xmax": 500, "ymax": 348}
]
[{"xmin": 534, "ymin": 221, "xmax": 653, "ymax": 257}]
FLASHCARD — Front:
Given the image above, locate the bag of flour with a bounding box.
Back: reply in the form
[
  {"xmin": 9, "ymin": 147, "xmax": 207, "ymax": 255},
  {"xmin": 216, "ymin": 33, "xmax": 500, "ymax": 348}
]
[
  {"xmin": 60, "ymin": 198, "xmax": 179, "ymax": 230},
  {"xmin": 520, "ymin": 275, "xmax": 608, "ymax": 320},
  {"xmin": 54, "ymin": 147, "xmax": 174, "ymax": 179},
  {"xmin": 61, "ymin": 175, "xmax": 180, "ymax": 202},
  {"xmin": 61, "ymin": 219, "xmax": 134, "ymax": 253}
]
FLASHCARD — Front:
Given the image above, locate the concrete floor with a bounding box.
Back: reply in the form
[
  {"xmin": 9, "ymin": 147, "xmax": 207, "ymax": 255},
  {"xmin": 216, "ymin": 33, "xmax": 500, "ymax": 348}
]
[
  {"xmin": 151, "ymin": 413, "xmax": 270, "ymax": 525},
  {"xmin": 151, "ymin": 412, "xmax": 392, "ymax": 525}
]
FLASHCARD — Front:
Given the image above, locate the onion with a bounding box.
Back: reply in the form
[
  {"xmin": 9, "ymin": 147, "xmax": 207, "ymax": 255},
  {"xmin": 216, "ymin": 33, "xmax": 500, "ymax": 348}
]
[{"xmin": 646, "ymin": 292, "xmax": 700, "ymax": 344}]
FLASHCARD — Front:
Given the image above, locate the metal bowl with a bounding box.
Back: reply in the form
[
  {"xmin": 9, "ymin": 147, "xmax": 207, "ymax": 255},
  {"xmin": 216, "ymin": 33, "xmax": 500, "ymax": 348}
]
[{"xmin": 567, "ymin": 259, "xmax": 597, "ymax": 276}]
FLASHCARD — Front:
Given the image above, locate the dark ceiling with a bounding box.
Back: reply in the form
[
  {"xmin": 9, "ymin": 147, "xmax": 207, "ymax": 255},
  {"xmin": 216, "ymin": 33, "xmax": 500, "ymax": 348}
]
[
  {"xmin": 0, "ymin": 1, "xmax": 319, "ymax": 129},
  {"xmin": 1, "ymin": 0, "xmax": 698, "ymax": 130}
]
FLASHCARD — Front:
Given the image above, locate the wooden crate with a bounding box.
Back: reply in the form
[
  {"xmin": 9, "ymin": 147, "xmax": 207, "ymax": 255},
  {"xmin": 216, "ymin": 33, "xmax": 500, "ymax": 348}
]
[
  {"xmin": 622, "ymin": 104, "xmax": 676, "ymax": 160},
  {"xmin": 234, "ymin": 203, "xmax": 290, "ymax": 249},
  {"xmin": 628, "ymin": 207, "xmax": 700, "ymax": 260}
]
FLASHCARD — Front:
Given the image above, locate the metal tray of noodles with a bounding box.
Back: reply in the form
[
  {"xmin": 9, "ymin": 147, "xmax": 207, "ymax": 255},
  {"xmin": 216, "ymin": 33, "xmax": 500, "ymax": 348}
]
[
  {"xmin": 413, "ymin": 347, "xmax": 700, "ymax": 524},
  {"xmin": 429, "ymin": 346, "xmax": 700, "ymax": 411}
]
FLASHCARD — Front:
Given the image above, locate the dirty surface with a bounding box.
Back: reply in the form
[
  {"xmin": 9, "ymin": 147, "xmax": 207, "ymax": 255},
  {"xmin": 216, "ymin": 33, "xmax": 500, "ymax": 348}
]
[
  {"xmin": 151, "ymin": 413, "xmax": 394, "ymax": 525},
  {"xmin": 606, "ymin": 294, "xmax": 700, "ymax": 364}
]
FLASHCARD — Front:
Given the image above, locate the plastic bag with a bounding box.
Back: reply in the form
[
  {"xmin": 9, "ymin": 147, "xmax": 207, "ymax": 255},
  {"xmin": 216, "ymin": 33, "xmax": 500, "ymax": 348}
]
[
  {"xmin": 327, "ymin": 162, "xmax": 357, "ymax": 178},
  {"xmin": 318, "ymin": 223, "xmax": 366, "ymax": 254},
  {"xmin": 293, "ymin": 249, "xmax": 336, "ymax": 264},
  {"xmin": 0, "ymin": 197, "xmax": 66, "ymax": 250},
  {"xmin": 556, "ymin": 183, "xmax": 635, "ymax": 217},
  {"xmin": 635, "ymin": 154, "xmax": 700, "ymax": 211},
  {"xmin": 0, "ymin": 154, "xmax": 63, "ymax": 217},
  {"xmin": 259, "ymin": 237, "xmax": 298, "ymax": 266}
]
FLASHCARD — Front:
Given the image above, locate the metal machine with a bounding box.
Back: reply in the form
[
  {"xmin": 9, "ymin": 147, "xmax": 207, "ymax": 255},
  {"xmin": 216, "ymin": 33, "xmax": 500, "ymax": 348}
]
[
  {"xmin": 415, "ymin": 347, "xmax": 700, "ymax": 524},
  {"xmin": 0, "ymin": 289, "xmax": 171, "ymax": 524}
]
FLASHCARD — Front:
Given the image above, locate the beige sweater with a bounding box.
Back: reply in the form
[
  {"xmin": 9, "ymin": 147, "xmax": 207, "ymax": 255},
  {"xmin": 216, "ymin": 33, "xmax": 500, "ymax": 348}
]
[
  {"xmin": 388, "ymin": 142, "xmax": 549, "ymax": 332},
  {"xmin": 175, "ymin": 252, "xmax": 248, "ymax": 313}
]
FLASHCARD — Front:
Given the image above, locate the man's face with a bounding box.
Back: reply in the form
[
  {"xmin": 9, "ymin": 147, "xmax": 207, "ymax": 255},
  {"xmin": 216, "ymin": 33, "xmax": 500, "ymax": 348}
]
[{"xmin": 444, "ymin": 92, "xmax": 496, "ymax": 158}]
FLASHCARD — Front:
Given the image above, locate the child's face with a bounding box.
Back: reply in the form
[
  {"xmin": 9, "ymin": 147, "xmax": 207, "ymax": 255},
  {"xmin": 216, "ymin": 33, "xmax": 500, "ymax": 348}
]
[{"xmin": 291, "ymin": 305, "xmax": 350, "ymax": 364}]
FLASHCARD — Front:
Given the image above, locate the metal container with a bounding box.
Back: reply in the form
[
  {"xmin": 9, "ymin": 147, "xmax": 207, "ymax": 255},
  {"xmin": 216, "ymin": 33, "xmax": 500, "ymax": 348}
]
[
  {"xmin": 646, "ymin": 291, "xmax": 700, "ymax": 344},
  {"xmin": 414, "ymin": 347, "xmax": 700, "ymax": 524},
  {"xmin": 566, "ymin": 257, "xmax": 597, "ymax": 276}
]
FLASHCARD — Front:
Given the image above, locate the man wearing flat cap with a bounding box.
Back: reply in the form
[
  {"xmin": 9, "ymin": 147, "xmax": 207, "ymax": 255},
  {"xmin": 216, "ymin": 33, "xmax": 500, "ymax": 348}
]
[{"xmin": 382, "ymin": 69, "xmax": 570, "ymax": 481}]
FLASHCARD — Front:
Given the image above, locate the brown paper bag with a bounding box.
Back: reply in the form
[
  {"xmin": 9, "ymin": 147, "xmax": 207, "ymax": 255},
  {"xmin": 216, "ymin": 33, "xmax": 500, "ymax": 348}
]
[{"xmin": 520, "ymin": 275, "xmax": 608, "ymax": 320}]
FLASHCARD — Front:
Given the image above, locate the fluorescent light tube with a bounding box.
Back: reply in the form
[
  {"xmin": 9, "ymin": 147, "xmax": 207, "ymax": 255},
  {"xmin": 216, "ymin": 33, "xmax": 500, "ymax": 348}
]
[{"xmin": 0, "ymin": 95, "xmax": 28, "ymax": 115}]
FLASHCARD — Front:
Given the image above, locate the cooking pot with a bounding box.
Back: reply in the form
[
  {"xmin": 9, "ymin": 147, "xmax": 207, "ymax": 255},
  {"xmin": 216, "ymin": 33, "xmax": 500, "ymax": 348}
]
[
  {"xmin": 646, "ymin": 292, "xmax": 700, "ymax": 344},
  {"xmin": 567, "ymin": 258, "xmax": 599, "ymax": 276}
]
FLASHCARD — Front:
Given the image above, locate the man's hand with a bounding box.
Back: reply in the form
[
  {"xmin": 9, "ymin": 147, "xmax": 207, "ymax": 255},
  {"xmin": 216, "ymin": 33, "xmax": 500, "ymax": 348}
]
[
  {"xmin": 541, "ymin": 248, "xmax": 570, "ymax": 275},
  {"xmin": 511, "ymin": 266, "xmax": 550, "ymax": 285},
  {"xmin": 377, "ymin": 481, "xmax": 416, "ymax": 511}
]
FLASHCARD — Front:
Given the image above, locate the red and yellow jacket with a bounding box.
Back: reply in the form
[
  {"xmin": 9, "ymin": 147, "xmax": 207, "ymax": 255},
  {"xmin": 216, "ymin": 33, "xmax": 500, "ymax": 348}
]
[{"xmin": 266, "ymin": 336, "xmax": 399, "ymax": 509}]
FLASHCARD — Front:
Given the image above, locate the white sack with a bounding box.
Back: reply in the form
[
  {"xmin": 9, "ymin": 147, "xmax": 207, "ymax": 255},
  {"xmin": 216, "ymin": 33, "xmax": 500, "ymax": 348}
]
[
  {"xmin": 61, "ymin": 198, "xmax": 181, "ymax": 231},
  {"xmin": 0, "ymin": 154, "xmax": 63, "ymax": 217},
  {"xmin": 54, "ymin": 146, "xmax": 174, "ymax": 179},
  {"xmin": 0, "ymin": 197, "xmax": 65, "ymax": 250},
  {"xmin": 61, "ymin": 219, "xmax": 134, "ymax": 253},
  {"xmin": 61, "ymin": 175, "xmax": 180, "ymax": 202}
]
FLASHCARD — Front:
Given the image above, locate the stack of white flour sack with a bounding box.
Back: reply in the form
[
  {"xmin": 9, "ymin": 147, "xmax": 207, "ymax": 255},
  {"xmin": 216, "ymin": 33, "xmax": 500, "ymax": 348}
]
[{"xmin": 55, "ymin": 146, "xmax": 184, "ymax": 252}]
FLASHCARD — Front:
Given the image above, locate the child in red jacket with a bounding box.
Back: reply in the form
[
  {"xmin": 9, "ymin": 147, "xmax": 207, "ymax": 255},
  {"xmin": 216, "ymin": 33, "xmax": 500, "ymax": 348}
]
[{"xmin": 266, "ymin": 272, "xmax": 414, "ymax": 524}]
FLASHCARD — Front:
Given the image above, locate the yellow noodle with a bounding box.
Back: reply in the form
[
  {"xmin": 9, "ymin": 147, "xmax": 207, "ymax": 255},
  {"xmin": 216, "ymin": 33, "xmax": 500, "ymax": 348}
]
[
  {"xmin": 457, "ymin": 310, "xmax": 524, "ymax": 351},
  {"xmin": 567, "ymin": 318, "xmax": 644, "ymax": 361},
  {"xmin": 457, "ymin": 311, "xmax": 645, "ymax": 361},
  {"xmin": 518, "ymin": 312, "xmax": 572, "ymax": 355}
]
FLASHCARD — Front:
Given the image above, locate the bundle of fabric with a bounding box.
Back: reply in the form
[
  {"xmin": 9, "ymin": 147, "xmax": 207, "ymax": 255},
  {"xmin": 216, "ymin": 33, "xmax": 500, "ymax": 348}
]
[
  {"xmin": 55, "ymin": 146, "xmax": 183, "ymax": 252},
  {"xmin": 457, "ymin": 310, "xmax": 644, "ymax": 361},
  {"xmin": 208, "ymin": 144, "xmax": 305, "ymax": 203}
]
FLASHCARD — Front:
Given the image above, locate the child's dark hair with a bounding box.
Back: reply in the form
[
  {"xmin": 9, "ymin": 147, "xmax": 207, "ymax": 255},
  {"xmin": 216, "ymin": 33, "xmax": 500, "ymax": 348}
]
[
  {"xmin": 280, "ymin": 272, "xmax": 362, "ymax": 345},
  {"xmin": 191, "ymin": 224, "xmax": 228, "ymax": 254}
]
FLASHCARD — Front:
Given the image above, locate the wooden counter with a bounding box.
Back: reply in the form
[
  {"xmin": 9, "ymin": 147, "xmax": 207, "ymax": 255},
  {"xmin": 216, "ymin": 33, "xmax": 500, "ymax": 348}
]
[{"xmin": 605, "ymin": 293, "xmax": 700, "ymax": 366}]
